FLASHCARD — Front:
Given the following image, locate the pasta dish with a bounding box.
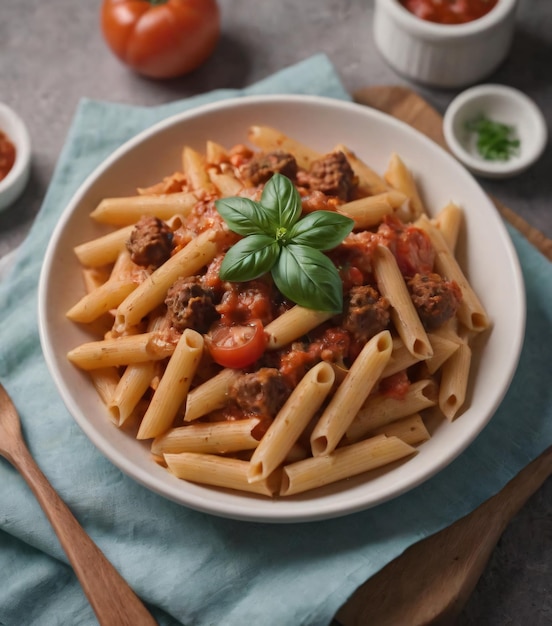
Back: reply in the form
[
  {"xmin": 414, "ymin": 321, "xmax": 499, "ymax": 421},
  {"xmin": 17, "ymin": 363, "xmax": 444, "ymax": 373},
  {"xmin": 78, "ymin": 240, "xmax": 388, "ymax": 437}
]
[{"xmin": 65, "ymin": 125, "xmax": 490, "ymax": 497}]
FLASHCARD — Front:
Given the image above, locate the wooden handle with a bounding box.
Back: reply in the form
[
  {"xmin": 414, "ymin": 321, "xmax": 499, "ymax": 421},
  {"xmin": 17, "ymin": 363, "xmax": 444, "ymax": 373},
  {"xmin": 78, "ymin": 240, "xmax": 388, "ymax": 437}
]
[
  {"xmin": 337, "ymin": 447, "xmax": 552, "ymax": 626},
  {"xmin": 10, "ymin": 438, "xmax": 157, "ymax": 626}
]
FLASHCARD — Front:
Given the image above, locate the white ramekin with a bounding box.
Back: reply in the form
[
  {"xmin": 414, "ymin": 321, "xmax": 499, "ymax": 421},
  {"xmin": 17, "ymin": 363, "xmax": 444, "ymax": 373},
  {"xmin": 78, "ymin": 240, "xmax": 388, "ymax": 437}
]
[
  {"xmin": 373, "ymin": 0, "xmax": 518, "ymax": 88},
  {"xmin": 0, "ymin": 102, "xmax": 31, "ymax": 212}
]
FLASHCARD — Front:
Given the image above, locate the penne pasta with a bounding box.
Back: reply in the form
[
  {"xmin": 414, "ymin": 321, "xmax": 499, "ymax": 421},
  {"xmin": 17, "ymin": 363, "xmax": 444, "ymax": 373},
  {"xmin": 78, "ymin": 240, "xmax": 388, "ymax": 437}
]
[
  {"xmin": 416, "ymin": 215, "xmax": 489, "ymax": 332},
  {"xmin": 74, "ymin": 225, "xmax": 135, "ymax": 267},
  {"xmin": 434, "ymin": 201, "xmax": 463, "ymax": 252},
  {"xmin": 346, "ymin": 379, "xmax": 438, "ymax": 442},
  {"xmin": 67, "ymin": 332, "xmax": 175, "ymax": 370},
  {"xmin": 152, "ymin": 418, "xmax": 261, "ymax": 455},
  {"xmin": 90, "ymin": 191, "xmax": 199, "ymax": 226},
  {"xmin": 384, "ymin": 152, "xmax": 425, "ymax": 220},
  {"xmin": 338, "ymin": 190, "xmax": 409, "ymax": 229},
  {"xmin": 184, "ymin": 368, "xmax": 242, "ymax": 422},
  {"xmin": 165, "ymin": 453, "xmax": 280, "ymax": 496},
  {"xmin": 248, "ymin": 361, "xmax": 335, "ymax": 482},
  {"xmin": 280, "ymin": 435, "xmax": 416, "ymax": 496},
  {"xmin": 310, "ymin": 331, "xmax": 393, "ymax": 456},
  {"xmin": 438, "ymin": 332, "xmax": 472, "ymax": 421},
  {"xmin": 373, "ymin": 244, "xmax": 433, "ymax": 360},
  {"xmin": 109, "ymin": 361, "xmax": 157, "ymax": 426},
  {"xmin": 137, "ymin": 329, "xmax": 204, "ymax": 439},
  {"xmin": 264, "ymin": 306, "xmax": 334, "ymax": 350}
]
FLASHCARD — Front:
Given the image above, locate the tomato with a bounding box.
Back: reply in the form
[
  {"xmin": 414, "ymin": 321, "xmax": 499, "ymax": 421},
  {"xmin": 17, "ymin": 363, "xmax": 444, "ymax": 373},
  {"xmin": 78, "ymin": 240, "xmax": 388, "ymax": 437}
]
[
  {"xmin": 100, "ymin": 0, "xmax": 220, "ymax": 79},
  {"xmin": 206, "ymin": 319, "xmax": 267, "ymax": 369}
]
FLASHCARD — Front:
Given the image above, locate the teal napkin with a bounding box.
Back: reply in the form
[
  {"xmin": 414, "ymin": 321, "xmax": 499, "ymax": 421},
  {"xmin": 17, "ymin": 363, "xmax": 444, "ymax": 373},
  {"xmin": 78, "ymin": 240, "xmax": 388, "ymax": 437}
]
[{"xmin": 1, "ymin": 54, "xmax": 551, "ymax": 626}]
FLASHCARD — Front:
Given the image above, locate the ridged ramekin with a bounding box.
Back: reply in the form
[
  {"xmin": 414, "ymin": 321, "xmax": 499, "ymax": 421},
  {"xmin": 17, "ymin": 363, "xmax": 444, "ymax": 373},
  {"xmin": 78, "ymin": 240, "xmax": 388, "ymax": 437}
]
[{"xmin": 373, "ymin": 0, "xmax": 518, "ymax": 88}]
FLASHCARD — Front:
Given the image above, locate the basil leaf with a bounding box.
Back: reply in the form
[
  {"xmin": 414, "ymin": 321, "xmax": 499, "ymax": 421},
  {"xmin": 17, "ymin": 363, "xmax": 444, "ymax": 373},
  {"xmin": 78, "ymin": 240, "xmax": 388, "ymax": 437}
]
[
  {"xmin": 260, "ymin": 173, "xmax": 302, "ymax": 231},
  {"xmin": 289, "ymin": 211, "xmax": 354, "ymax": 250},
  {"xmin": 272, "ymin": 244, "xmax": 343, "ymax": 312},
  {"xmin": 219, "ymin": 234, "xmax": 280, "ymax": 282},
  {"xmin": 215, "ymin": 197, "xmax": 275, "ymax": 236}
]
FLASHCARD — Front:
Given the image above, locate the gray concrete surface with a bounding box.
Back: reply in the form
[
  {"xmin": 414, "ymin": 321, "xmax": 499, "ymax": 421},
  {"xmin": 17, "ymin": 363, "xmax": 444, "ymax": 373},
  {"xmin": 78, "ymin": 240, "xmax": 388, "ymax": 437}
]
[{"xmin": 1, "ymin": 1, "xmax": 551, "ymax": 624}]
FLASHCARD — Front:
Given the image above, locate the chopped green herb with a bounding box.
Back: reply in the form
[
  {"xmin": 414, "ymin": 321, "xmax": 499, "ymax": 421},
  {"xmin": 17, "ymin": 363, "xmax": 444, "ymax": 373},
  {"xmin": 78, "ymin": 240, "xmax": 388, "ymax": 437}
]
[
  {"xmin": 465, "ymin": 115, "xmax": 520, "ymax": 161},
  {"xmin": 215, "ymin": 173, "xmax": 354, "ymax": 312}
]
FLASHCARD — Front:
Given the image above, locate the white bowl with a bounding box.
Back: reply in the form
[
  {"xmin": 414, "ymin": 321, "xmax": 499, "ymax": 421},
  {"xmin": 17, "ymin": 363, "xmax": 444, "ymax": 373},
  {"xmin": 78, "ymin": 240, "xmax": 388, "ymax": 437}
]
[
  {"xmin": 0, "ymin": 102, "xmax": 31, "ymax": 212},
  {"xmin": 38, "ymin": 95, "xmax": 525, "ymax": 523},
  {"xmin": 373, "ymin": 0, "xmax": 518, "ymax": 88},
  {"xmin": 443, "ymin": 84, "xmax": 548, "ymax": 178}
]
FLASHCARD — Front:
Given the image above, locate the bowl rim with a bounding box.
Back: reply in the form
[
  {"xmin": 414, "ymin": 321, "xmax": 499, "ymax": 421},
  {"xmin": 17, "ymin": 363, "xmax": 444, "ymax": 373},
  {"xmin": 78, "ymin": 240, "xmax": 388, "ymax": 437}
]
[
  {"xmin": 443, "ymin": 84, "xmax": 548, "ymax": 178},
  {"xmin": 0, "ymin": 101, "xmax": 31, "ymax": 198},
  {"xmin": 37, "ymin": 93, "xmax": 526, "ymax": 522},
  {"xmin": 377, "ymin": 0, "xmax": 517, "ymax": 39}
]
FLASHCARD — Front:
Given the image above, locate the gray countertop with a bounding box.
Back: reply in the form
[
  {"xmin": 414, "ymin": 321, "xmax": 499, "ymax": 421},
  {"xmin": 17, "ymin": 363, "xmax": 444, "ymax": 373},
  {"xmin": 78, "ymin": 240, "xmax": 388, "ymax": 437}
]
[{"xmin": 1, "ymin": 1, "xmax": 551, "ymax": 624}]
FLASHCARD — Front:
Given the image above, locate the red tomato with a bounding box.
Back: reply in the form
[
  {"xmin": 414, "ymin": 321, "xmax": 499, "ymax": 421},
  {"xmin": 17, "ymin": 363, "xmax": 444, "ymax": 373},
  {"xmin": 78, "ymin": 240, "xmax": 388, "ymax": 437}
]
[
  {"xmin": 100, "ymin": 0, "xmax": 220, "ymax": 79},
  {"xmin": 206, "ymin": 319, "xmax": 267, "ymax": 369}
]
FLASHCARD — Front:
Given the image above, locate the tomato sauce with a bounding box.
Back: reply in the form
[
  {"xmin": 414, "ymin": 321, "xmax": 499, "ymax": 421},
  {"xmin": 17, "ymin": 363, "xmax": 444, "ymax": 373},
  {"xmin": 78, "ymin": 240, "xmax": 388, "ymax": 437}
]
[
  {"xmin": 0, "ymin": 130, "xmax": 16, "ymax": 182},
  {"xmin": 399, "ymin": 0, "xmax": 499, "ymax": 24}
]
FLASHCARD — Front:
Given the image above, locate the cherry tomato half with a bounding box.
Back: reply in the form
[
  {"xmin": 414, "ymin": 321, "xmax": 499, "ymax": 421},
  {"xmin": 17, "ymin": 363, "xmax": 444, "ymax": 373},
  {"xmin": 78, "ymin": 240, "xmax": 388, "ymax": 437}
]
[
  {"xmin": 206, "ymin": 319, "xmax": 267, "ymax": 369},
  {"xmin": 100, "ymin": 0, "xmax": 220, "ymax": 79}
]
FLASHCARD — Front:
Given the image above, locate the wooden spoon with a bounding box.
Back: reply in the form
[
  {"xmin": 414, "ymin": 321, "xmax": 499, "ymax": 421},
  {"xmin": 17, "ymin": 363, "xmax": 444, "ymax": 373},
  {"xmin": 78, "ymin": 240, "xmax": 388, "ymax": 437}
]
[
  {"xmin": 334, "ymin": 85, "xmax": 552, "ymax": 625},
  {"xmin": 0, "ymin": 382, "xmax": 158, "ymax": 626},
  {"xmin": 336, "ymin": 446, "xmax": 552, "ymax": 626}
]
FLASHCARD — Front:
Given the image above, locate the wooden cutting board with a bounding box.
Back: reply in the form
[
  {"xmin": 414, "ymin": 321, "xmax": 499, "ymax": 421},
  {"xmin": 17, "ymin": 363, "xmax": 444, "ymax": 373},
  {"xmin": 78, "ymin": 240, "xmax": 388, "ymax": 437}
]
[{"xmin": 334, "ymin": 86, "xmax": 552, "ymax": 626}]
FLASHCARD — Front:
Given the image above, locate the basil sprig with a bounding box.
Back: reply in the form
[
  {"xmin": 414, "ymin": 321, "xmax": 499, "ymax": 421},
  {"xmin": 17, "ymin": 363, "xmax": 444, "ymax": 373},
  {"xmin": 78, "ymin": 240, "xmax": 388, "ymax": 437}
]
[{"xmin": 215, "ymin": 174, "xmax": 354, "ymax": 312}]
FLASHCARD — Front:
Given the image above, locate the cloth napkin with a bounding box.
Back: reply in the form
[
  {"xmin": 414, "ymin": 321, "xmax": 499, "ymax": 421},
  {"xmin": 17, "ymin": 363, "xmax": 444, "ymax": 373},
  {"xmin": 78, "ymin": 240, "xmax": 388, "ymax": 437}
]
[{"xmin": 0, "ymin": 54, "xmax": 551, "ymax": 626}]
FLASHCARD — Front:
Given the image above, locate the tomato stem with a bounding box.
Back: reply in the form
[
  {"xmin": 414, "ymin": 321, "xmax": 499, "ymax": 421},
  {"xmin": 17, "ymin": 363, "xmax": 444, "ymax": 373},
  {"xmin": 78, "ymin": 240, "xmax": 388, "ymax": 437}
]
[{"xmin": 148, "ymin": 0, "xmax": 169, "ymax": 5}]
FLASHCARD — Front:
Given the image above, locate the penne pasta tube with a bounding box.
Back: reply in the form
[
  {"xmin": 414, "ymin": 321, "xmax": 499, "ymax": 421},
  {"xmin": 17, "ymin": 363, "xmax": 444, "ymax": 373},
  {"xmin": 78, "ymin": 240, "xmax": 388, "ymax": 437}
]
[
  {"xmin": 373, "ymin": 244, "xmax": 433, "ymax": 360},
  {"xmin": 184, "ymin": 368, "xmax": 242, "ymax": 422},
  {"xmin": 434, "ymin": 201, "xmax": 462, "ymax": 252},
  {"xmin": 416, "ymin": 215, "xmax": 489, "ymax": 332},
  {"xmin": 137, "ymin": 329, "xmax": 204, "ymax": 440},
  {"xmin": 384, "ymin": 152, "xmax": 425, "ymax": 220},
  {"xmin": 151, "ymin": 418, "xmax": 261, "ymax": 455},
  {"xmin": 310, "ymin": 330, "xmax": 393, "ymax": 456},
  {"xmin": 346, "ymin": 379, "xmax": 438, "ymax": 442},
  {"xmin": 247, "ymin": 125, "xmax": 321, "ymax": 170},
  {"xmin": 89, "ymin": 367, "xmax": 120, "ymax": 409},
  {"xmin": 205, "ymin": 140, "xmax": 228, "ymax": 164},
  {"xmin": 109, "ymin": 361, "xmax": 157, "ymax": 426},
  {"xmin": 369, "ymin": 413, "xmax": 430, "ymax": 446},
  {"xmin": 338, "ymin": 190, "xmax": 408, "ymax": 229},
  {"xmin": 280, "ymin": 435, "xmax": 416, "ymax": 496},
  {"xmin": 73, "ymin": 225, "xmax": 134, "ymax": 267},
  {"xmin": 114, "ymin": 229, "xmax": 219, "ymax": 331},
  {"xmin": 426, "ymin": 332, "xmax": 461, "ymax": 375},
  {"xmin": 207, "ymin": 167, "xmax": 243, "ymax": 197},
  {"xmin": 264, "ymin": 306, "xmax": 334, "ymax": 350},
  {"xmin": 164, "ymin": 452, "xmax": 280, "ymax": 496},
  {"xmin": 334, "ymin": 144, "xmax": 389, "ymax": 196},
  {"xmin": 182, "ymin": 146, "xmax": 216, "ymax": 194},
  {"xmin": 438, "ymin": 333, "xmax": 472, "ymax": 421},
  {"xmin": 90, "ymin": 191, "xmax": 198, "ymax": 226},
  {"xmin": 66, "ymin": 279, "xmax": 137, "ymax": 324},
  {"xmin": 248, "ymin": 361, "xmax": 335, "ymax": 482},
  {"xmin": 381, "ymin": 337, "xmax": 420, "ymax": 379},
  {"xmin": 67, "ymin": 332, "xmax": 175, "ymax": 370}
]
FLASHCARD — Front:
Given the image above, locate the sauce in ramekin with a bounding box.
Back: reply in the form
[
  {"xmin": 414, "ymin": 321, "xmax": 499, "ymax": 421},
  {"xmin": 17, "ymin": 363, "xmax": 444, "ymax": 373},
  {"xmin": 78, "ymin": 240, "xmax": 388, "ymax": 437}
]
[
  {"xmin": 398, "ymin": 0, "xmax": 499, "ymax": 24},
  {"xmin": 0, "ymin": 130, "xmax": 16, "ymax": 181}
]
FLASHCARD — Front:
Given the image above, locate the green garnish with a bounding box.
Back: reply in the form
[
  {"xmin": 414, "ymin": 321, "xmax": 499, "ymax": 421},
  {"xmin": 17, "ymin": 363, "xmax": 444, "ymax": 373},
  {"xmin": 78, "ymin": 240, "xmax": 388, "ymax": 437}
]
[
  {"xmin": 466, "ymin": 115, "xmax": 520, "ymax": 161},
  {"xmin": 215, "ymin": 173, "xmax": 354, "ymax": 312}
]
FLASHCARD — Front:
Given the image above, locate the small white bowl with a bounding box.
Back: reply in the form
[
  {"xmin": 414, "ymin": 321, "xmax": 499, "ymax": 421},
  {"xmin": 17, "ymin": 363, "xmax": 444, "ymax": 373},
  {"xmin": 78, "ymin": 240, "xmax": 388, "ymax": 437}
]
[
  {"xmin": 373, "ymin": 0, "xmax": 518, "ymax": 88},
  {"xmin": 0, "ymin": 102, "xmax": 31, "ymax": 212},
  {"xmin": 443, "ymin": 84, "xmax": 548, "ymax": 179}
]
